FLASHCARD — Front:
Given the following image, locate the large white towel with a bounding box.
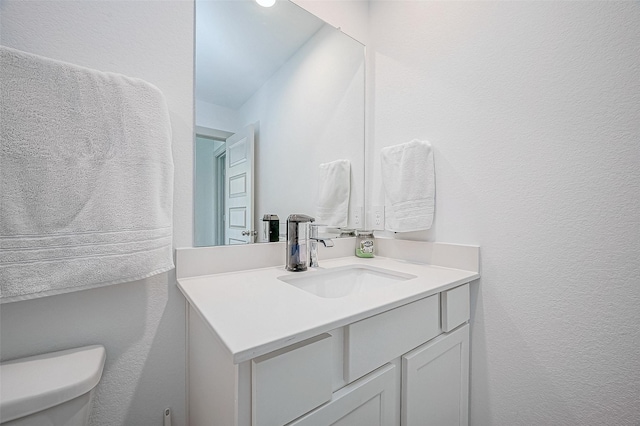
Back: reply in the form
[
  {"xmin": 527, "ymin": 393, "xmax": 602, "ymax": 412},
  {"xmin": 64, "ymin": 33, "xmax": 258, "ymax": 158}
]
[
  {"xmin": 0, "ymin": 46, "xmax": 174, "ymax": 303},
  {"xmin": 315, "ymin": 159, "xmax": 351, "ymax": 227},
  {"xmin": 380, "ymin": 140, "xmax": 435, "ymax": 232}
]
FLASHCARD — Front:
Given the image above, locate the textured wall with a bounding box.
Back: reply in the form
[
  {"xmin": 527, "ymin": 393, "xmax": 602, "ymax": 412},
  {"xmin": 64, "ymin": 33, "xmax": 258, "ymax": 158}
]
[
  {"xmin": 0, "ymin": 1, "xmax": 194, "ymax": 425},
  {"xmin": 368, "ymin": 1, "xmax": 640, "ymax": 424}
]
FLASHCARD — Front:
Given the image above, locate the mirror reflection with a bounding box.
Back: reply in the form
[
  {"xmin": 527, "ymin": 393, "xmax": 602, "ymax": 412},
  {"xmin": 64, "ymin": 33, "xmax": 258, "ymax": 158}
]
[{"xmin": 195, "ymin": 0, "xmax": 365, "ymax": 246}]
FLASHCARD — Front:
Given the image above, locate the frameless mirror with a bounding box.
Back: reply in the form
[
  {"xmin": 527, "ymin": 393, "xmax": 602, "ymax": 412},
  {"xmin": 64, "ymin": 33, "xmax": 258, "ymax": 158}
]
[{"xmin": 194, "ymin": 0, "xmax": 365, "ymax": 246}]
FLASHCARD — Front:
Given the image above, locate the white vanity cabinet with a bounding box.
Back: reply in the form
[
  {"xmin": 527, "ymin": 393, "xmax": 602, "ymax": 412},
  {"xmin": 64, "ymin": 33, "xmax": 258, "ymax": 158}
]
[{"xmin": 187, "ymin": 282, "xmax": 471, "ymax": 426}]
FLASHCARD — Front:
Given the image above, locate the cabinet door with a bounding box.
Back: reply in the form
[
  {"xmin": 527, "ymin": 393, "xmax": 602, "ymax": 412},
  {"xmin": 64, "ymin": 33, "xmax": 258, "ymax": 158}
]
[
  {"xmin": 288, "ymin": 363, "xmax": 398, "ymax": 426},
  {"xmin": 402, "ymin": 324, "xmax": 469, "ymax": 426}
]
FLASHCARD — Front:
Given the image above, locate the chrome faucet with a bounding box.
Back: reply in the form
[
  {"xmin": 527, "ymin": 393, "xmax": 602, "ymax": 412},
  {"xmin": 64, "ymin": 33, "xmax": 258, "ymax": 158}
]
[
  {"xmin": 286, "ymin": 214, "xmax": 314, "ymax": 272},
  {"xmin": 309, "ymin": 224, "xmax": 334, "ymax": 268}
]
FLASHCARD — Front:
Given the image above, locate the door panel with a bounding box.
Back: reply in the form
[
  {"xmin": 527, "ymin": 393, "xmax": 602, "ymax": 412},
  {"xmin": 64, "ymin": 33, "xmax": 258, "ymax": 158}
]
[
  {"xmin": 289, "ymin": 363, "xmax": 397, "ymax": 426},
  {"xmin": 402, "ymin": 324, "xmax": 469, "ymax": 426},
  {"xmin": 225, "ymin": 124, "xmax": 255, "ymax": 244}
]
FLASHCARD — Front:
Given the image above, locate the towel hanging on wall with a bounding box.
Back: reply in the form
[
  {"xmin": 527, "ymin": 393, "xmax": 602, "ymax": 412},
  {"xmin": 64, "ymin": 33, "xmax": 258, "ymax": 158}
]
[
  {"xmin": 0, "ymin": 46, "xmax": 174, "ymax": 303},
  {"xmin": 315, "ymin": 159, "xmax": 351, "ymax": 227},
  {"xmin": 380, "ymin": 139, "xmax": 435, "ymax": 232}
]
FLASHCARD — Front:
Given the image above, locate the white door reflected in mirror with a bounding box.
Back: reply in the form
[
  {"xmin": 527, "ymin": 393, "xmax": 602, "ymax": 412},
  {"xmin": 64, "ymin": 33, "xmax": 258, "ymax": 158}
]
[{"xmin": 225, "ymin": 124, "xmax": 255, "ymax": 245}]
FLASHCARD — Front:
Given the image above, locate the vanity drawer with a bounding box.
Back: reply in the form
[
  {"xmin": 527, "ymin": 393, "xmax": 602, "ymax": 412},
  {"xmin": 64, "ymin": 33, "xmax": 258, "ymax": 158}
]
[
  {"xmin": 252, "ymin": 334, "xmax": 333, "ymax": 426},
  {"xmin": 345, "ymin": 294, "xmax": 440, "ymax": 382},
  {"xmin": 441, "ymin": 283, "xmax": 470, "ymax": 332}
]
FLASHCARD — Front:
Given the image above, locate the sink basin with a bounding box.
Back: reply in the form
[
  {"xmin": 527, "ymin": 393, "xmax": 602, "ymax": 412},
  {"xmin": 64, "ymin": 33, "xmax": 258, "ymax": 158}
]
[{"xmin": 278, "ymin": 265, "xmax": 417, "ymax": 298}]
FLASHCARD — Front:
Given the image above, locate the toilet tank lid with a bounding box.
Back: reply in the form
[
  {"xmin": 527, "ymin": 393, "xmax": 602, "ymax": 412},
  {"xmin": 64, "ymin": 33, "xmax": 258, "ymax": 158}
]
[{"xmin": 0, "ymin": 345, "xmax": 106, "ymax": 423}]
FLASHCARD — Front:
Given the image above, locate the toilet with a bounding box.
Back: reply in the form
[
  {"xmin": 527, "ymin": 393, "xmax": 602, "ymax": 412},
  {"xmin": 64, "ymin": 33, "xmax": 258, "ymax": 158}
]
[{"xmin": 0, "ymin": 345, "xmax": 106, "ymax": 426}]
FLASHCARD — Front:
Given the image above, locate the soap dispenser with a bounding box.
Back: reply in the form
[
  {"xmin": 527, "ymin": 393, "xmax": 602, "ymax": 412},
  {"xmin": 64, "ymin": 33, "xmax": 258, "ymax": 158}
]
[
  {"xmin": 285, "ymin": 214, "xmax": 314, "ymax": 271},
  {"xmin": 262, "ymin": 214, "xmax": 280, "ymax": 242}
]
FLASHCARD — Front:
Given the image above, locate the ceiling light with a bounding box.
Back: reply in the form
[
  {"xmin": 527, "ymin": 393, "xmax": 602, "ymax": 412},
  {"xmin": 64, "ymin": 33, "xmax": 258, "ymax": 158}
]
[{"xmin": 256, "ymin": 0, "xmax": 276, "ymax": 7}]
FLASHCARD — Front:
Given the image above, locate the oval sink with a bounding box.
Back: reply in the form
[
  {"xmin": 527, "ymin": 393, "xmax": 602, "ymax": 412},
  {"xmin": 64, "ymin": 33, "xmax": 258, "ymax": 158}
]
[{"xmin": 278, "ymin": 264, "xmax": 417, "ymax": 298}]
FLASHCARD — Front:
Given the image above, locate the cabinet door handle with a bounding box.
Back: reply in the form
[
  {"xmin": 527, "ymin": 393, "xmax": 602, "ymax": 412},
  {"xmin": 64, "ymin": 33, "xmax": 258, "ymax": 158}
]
[{"xmin": 242, "ymin": 230, "xmax": 257, "ymax": 236}]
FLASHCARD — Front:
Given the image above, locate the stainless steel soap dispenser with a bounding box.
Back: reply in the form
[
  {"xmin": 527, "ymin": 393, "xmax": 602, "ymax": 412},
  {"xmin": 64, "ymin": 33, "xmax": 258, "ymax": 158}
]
[{"xmin": 285, "ymin": 214, "xmax": 314, "ymax": 271}]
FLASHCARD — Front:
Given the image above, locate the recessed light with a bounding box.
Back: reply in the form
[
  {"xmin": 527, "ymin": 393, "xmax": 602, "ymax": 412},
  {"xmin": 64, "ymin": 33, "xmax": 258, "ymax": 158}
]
[{"xmin": 256, "ymin": 0, "xmax": 276, "ymax": 7}]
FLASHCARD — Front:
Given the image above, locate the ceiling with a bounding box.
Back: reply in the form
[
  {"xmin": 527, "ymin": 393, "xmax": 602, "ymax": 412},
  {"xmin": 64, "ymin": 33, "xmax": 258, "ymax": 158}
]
[{"xmin": 196, "ymin": 0, "xmax": 325, "ymax": 109}]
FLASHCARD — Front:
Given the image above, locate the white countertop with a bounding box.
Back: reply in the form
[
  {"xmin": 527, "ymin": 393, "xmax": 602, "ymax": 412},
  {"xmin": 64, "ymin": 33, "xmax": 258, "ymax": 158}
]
[{"xmin": 177, "ymin": 255, "xmax": 479, "ymax": 364}]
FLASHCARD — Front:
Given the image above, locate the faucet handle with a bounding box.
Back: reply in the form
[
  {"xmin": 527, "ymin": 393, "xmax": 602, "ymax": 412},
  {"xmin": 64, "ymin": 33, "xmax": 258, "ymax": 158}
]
[
  {"xmin": 310, "ymin": 224, "xmax": 334, "ymax": 248},
  {"xmin": 309, "ymin": 223, "xmax": 326, "ymax": 238}
]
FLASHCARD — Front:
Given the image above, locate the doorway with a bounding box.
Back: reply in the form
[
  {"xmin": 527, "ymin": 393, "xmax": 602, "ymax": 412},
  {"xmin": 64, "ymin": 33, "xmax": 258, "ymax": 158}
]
[{"xmin": 194, "ymin": 131, "xmax": 227, "ymax": 247}]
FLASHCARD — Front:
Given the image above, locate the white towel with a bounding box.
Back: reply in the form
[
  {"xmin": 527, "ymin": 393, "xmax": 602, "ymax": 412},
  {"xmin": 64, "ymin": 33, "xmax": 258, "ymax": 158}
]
[
  {"xmin": 0, "ymin": 46, "xmax": 174, "ymax": 303},
  {"xmin": 315, "ymin": 159, "xmax": 351, "ymax": 227},
  {"xmin": 380, "ymin": 140, "xmax": 435, "ymax": 232}
]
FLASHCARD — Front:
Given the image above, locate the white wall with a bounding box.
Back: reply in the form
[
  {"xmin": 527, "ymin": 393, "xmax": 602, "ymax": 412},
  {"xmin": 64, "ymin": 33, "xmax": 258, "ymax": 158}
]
[
  {"xmin": 196, "ymin": 99, "xmax": 241, "ymax": 134},
  {"xmin": 368, "ymin": 1, "xmax": 640, "ymax": 424},
  {"xmin": 0, "ymin": 1, "xmax": 194, "ymax": 425}
]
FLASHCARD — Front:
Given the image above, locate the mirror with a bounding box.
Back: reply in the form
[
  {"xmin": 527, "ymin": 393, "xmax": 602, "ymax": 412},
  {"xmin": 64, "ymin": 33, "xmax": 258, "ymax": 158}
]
[{"xmin": 194, "ymin": 0, "xmax": 365, "ymax": 246}]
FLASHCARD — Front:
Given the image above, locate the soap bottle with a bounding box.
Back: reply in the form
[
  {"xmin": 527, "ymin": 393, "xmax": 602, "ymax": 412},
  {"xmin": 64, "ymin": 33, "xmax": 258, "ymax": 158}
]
[
  {"xmin": 262, "ymin": 214, "xmax": 280, "ymax": 242},
  {"xmin": 355, "ymin": 230, "xmax": 375, "ymax": 258}
]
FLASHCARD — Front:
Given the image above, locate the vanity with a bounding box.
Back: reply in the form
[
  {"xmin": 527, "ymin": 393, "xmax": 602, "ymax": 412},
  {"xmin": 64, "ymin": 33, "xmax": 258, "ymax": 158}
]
[{"xmin": 176, "ymin": 239, "xmax": 479, "ymax": 425}]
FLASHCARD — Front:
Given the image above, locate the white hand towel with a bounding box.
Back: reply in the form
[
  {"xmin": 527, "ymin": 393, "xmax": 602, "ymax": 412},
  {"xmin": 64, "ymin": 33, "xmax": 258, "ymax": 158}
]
[
  {"xmin": 315, "ymin": 159, "xmax": 351, "ymax": 227},
  {"xmin": 380, "ymin": 140, "xmax": 435, "ymax": 232},
  {"xmin": 0, "ymin": 46, "xmax": 174, "ymax": 303}
]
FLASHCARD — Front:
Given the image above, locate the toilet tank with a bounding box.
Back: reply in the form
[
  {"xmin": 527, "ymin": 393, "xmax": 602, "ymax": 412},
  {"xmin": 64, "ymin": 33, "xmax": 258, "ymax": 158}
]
[{"xmin": 0, "ymin": 345, "xmax": 106, "ymax": 425}]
